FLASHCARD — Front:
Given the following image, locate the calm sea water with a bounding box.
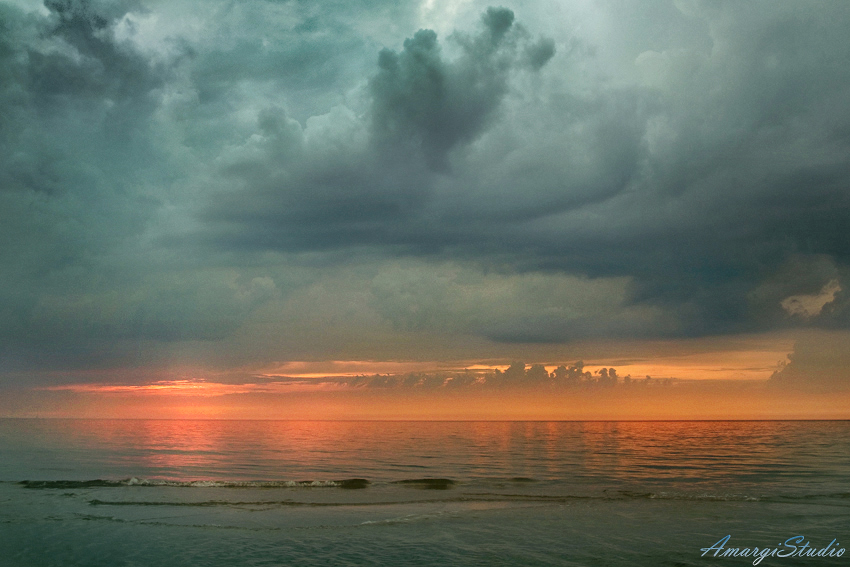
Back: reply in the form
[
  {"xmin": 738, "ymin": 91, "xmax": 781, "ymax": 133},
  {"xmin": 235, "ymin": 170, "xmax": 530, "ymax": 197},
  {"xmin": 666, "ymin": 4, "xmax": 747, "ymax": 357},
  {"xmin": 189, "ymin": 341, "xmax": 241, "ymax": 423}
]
[{"xmin": 1, "ymin": 420, "xmax": 848, "ymax": 566}]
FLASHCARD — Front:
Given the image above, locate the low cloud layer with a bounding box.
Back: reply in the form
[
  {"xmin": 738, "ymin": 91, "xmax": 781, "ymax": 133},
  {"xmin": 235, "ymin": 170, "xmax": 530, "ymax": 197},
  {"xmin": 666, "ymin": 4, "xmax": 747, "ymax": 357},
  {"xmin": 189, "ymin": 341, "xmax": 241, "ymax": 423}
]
[{"xmin": 2, "ymin": 0, "xmax": 850, "ymax": 382}]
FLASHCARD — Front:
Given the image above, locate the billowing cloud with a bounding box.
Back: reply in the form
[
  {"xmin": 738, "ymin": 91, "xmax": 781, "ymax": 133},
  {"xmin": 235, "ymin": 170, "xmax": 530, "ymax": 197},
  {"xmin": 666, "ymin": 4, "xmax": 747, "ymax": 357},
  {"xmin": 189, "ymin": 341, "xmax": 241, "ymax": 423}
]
[
  {"xmin": 1, "ymin": 0, "xmax": 850, "ymax": 385},
  {"xmin": 195, "ymin": 0, "xmax": 850, "ymax": 340},
  {"xmin": 780, "ymin": 279, "xmax": 841, "ymax": 318},
  {"xmin": 369, "ymin": 7, "xmax": 553, "ymax": 169},
  {"xmin": 769, "ymin": 330, "xmax": 850, "ymax": 391}
]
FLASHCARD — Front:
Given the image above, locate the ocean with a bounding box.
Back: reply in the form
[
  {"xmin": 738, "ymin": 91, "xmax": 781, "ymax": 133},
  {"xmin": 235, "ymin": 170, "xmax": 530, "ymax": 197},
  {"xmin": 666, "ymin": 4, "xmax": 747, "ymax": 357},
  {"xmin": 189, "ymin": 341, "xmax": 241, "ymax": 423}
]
[{"xmin": 1, "ymin": 419, "xmax": 848, "ymax": 566}]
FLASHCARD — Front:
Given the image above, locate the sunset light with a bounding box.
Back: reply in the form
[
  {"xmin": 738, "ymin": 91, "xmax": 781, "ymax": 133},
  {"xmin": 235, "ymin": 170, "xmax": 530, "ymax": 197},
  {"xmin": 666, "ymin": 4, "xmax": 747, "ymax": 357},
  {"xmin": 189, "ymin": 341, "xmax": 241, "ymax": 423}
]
[{"xmin": 2, "ymin": 1, "xmax": 849, "ymax": 564}]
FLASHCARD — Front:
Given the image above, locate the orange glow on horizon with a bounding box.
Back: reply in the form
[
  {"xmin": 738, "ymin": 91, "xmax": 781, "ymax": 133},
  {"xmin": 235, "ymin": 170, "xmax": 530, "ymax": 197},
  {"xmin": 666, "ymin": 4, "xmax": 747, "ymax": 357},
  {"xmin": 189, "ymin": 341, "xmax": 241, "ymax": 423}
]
[
  {"xmin": 12, "ymin": 379, "xmax": 850, "ymax": 421},
  {"xmin": 39, "ymin": 379, "xmax": 345, "ymax": 397},
  {"xmin": 3, "ymin": 334, "xmax": 814, "ymax": 420}
]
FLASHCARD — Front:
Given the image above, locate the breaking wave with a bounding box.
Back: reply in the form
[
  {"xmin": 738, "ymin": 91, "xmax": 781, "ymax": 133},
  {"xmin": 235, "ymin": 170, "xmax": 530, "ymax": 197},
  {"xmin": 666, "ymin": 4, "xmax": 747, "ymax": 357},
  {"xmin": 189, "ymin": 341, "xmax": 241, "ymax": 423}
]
[
  {"xmin": 392, "ymin": 478, "xmax": 456, "ymax": 489},
  {"xmin": 17, "ymin": 479, "xmax": 850, "ymax": 507},
  {"xmin": 19, "ymin": 478, "xmax": 370, "ymax": 489}
]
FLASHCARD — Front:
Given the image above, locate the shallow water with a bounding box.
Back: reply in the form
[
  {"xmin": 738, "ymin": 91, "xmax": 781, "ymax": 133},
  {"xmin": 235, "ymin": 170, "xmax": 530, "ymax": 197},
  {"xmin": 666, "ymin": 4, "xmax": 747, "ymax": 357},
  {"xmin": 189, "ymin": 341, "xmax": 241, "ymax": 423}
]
[{"xmin": 1, "ymin": 420, "xmax": 848, "ymax": 566}]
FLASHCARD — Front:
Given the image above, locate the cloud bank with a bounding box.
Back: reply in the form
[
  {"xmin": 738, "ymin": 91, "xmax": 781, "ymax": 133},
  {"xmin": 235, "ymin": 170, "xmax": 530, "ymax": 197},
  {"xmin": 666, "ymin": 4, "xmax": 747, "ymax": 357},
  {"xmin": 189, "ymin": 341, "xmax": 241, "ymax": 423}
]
[{"xmin": 2, "ymin": 0, "xmax": 850, "ymax": 382}]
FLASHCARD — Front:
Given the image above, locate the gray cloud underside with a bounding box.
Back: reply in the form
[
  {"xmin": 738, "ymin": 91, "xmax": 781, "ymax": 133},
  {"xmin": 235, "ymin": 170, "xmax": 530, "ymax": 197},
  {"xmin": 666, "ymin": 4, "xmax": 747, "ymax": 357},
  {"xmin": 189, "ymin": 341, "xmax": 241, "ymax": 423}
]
[
  {"xmin": 769, "ymin": 331, "xmax": 850, "ymax": 391},
  {"xmin": 2, "ymin": 0, "xmax": 850, "ymax": 373}
]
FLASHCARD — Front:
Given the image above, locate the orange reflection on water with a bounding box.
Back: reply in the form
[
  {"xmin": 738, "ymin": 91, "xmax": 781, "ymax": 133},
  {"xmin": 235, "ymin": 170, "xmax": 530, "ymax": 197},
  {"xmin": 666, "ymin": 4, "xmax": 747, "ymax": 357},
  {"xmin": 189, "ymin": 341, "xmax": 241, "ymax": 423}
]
[{"xmin": 13, "ymin": 418, "xmax": 849, "ymax": 493}]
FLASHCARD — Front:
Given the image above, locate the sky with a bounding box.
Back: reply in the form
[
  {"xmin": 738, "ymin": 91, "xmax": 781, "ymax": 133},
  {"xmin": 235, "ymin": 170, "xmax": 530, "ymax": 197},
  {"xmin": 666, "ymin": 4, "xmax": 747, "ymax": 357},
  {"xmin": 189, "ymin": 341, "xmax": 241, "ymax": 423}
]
[{"xmin": 2, "ymin": 0, "xmax": 850, "ymax": 418}]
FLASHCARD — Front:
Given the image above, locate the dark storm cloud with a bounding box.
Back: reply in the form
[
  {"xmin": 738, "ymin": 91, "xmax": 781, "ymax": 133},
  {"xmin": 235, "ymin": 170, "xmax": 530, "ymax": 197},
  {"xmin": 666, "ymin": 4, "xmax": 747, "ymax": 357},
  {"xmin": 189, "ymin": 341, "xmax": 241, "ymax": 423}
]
[
  {"xmin": 2, "ymin": 0, "xmax": 850, "ymax": 379},
  {"xmin": 201, "ymin": 1, "xmax": 850, "ymax": 341},
  {"xmin": 0, "ymin": 0, "xmax": 162, "ymax": 333},
  {"xmin": 202, "ymin": 7, "xmax": 555, "ymax": 249},
  {"xmin": 0, "ymin": 0, "xmax": 434, "ymax": 375},
  {"xmin": 0, "ymin": 0, "xmax": 270, "ymax": 372},
  {"xmin": 33, "ymin": 0, "xmax": 156, "ymax": 101},
  {"xmin": 201, "ymin": 9, "xmax": 648, "ymax": 258},
  {"xmin": 369, "ymin": 7, "xmax": 550, "ymax": 168},
  {"xmin": 1, "ymin": 0, "xmax": 147, "ymax": 195}
]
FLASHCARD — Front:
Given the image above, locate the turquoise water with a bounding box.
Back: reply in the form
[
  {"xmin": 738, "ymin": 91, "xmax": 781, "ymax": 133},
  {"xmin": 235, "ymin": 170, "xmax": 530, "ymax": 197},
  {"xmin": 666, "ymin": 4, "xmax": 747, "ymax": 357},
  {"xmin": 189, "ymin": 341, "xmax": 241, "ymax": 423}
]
[{"xmin": 1, "ymin": 420, "xmax": 849, "ymax": 566}]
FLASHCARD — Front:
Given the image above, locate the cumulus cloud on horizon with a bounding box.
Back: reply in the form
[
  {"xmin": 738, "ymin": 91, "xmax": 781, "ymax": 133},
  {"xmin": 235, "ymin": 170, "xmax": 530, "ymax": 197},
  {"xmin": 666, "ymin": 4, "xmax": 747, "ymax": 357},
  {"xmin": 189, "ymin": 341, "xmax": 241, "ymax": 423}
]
[{"xmin": 2, "ymin": 0, "xmax": 850, "ymax": 381}]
